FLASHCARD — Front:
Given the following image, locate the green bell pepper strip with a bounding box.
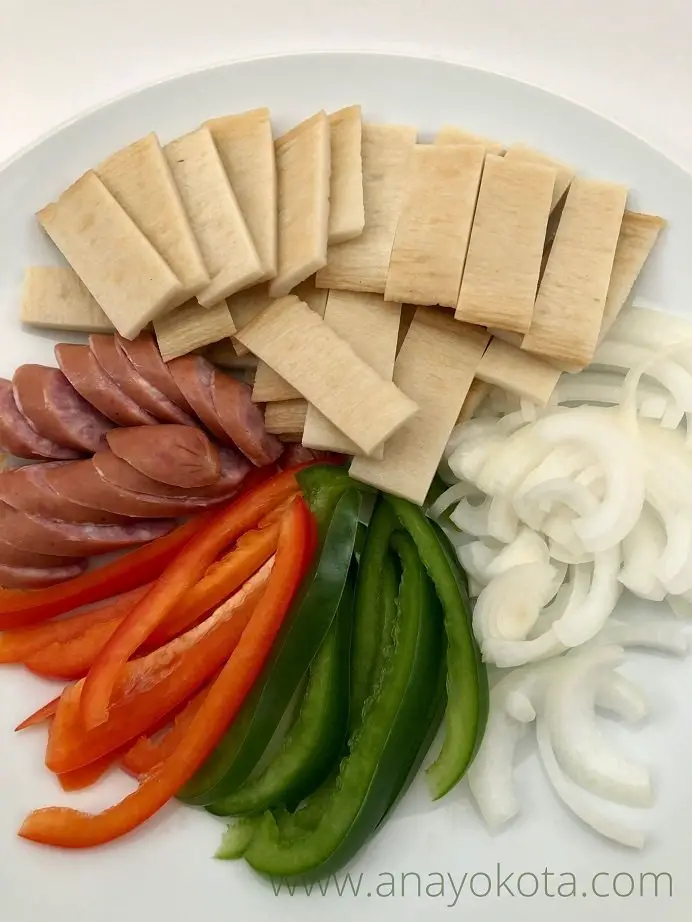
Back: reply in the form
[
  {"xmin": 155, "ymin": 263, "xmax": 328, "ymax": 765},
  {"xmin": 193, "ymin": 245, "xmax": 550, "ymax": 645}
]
[
  {"xmin": 383, "ymin": 494, "xmax": 488, "ymax": 800},
  {"xmin": 349, "ymin": 499, "xmax": 398, "ymax": 722},
  {"xmin": 296, "ymin": 465, "xmax": 372, "ymax": 534},
  {"xmin": 215, "ymin": 816, "xmax": 258, "ymax": 860},
  {"xmin": 207, "ymin": 577, "xmax": 353, "ymax": 817},
  {"xmin": 179, "ymin": 488, "xmax": 363, "ymax": 806},
  {"xmin": 243, "ymin": 530, "xmax": 444, "ymax": 879}
]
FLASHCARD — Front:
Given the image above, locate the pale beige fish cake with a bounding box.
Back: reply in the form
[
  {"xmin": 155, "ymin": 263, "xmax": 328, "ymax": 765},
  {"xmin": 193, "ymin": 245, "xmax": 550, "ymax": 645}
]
[
  {"xmin": 37, "ymin": 171, "xmax": 183, "ymax": 339},
  {"xmin": 236, "ymin": 295, "xmax": 417, "ymax": 456},
  {"xmin": 303, "ymin": 291, "xmax": 402, "ymax": 457},
  {"xmin": 96, "ymin": 133, "xmax": 209, "ymax": 304},
  {"xmin": 21, "ymin": 266, "xmax": 113, "ymax": 333},
  {"xmin": 269, "ymin": 112, "xmax": 331, "ymax": 298},
  {"xmin": 205, "ymin": 109, "xmax": 278, "ymax": 281}
]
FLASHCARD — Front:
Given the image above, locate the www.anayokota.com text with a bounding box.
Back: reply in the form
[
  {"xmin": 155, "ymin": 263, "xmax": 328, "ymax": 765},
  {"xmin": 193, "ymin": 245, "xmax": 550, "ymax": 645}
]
[{"xmin": 271, "ymin": 864, "xmax": 674, "ymax": 906}]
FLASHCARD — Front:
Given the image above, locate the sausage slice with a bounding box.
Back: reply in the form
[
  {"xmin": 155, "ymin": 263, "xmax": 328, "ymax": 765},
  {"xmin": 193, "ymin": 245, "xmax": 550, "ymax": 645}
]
[
  {"xmin": 211, "ymin": 369, "xmax": 283, "ymax": 466},
  {"xmin": 13, "ymin": 365, "xmax": 113, "ymax": 453},
  {"xmin": 56, "ymin": 344, "xmax": 158, "ymax": 427},
  {"xmin": 46, "ymin": 459, "xmax": 220, "ymax": 518},
  {"xmin": 0, "ymin": 501, "xmax": 173, "ymax": 557},
  {"xmin": 90, "ymin": 334, "xmax": 195, "ymax": 426},
  {"xmin": 0, "ymin": 536, "xmax": 79, "ymax": 569},
  {"xmin": 116, "ymin": 333, "xmax": 193, "ymax": 414},
  {"xmin": 168, "ymin": 356, "xmax": 229, "ymax": 440},
  {"xmin": 0, "ymin": 464, "xmax": 129, "ymax": 525},
  {"xmin": 0, "ymin": 561, "xmax": 87, "ymax": 589},
  {"xmin": 94, "ymin": 447, "xmax": 249, "ymax": 499},
  {"xmin": 0, "ymin": 379, "xmax": 81, "ymax": 461},
  {"xmin": 106, "ymin": 425, "xmax": 221, "ymax": 488}
]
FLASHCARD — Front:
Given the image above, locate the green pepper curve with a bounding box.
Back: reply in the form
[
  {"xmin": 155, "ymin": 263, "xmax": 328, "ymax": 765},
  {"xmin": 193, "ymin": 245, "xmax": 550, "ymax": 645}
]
[
  {"xmin": 179, "ymin": 487, "xmax": 363, "ymax": 805},
  {"xmin": 383, "ymin": 494, "xmax": 488, "ymax": 799},
  {"xmin": 208, "ymin": 576, "xmax": 353, "ymax": 817},
  {"xmin": 349, "ymin": 500, "xmax": 398, "ymax": 722},
  {"xmin": 242, "ymin": 530, "xmax": 444, "ymax": 879}
]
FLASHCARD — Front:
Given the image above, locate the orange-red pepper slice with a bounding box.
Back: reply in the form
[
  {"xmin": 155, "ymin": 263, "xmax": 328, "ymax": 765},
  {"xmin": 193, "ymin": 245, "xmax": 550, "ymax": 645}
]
[
  {"xmin": 19, "ymin": 496, "xmax": 313, "ymax": 847},
  {"xmin": 79, "ymin": 469, "xmax": 301, "ymax": 729},
  {"xmin": 122, "ymin": 685, "xmax": 210, "ymax": 777},
  {"xmin": 45, "ymin": 559, "xmax": 273, "ymax": 775}
]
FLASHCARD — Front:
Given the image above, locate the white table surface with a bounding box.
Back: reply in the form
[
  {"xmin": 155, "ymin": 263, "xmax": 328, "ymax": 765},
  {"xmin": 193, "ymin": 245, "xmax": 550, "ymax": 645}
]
[{"xmin": 1, "ymin": 0, "xmax": 692, "ymax": 172}]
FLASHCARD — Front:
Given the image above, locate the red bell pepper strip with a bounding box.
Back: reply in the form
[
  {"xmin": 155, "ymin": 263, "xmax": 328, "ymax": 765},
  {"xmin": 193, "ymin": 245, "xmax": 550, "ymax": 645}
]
[
  {"xmin": 15, "ymin": 696, "xmax": 59, "ymax": 732},
  {"xmin": 0, "ymin": 587, "xmax": 151, "ymax": 665},
  {"xmin": 58, "ymin": 748, "xmax": 127, "ymax": 792},
  {"xmin": 45, "ymin": 560, "xmax": 274, "ymax": 774},
  {"xmin": 0, "ymin": 516, "xmax": 211, "ymax": 631},
  {"xmin": 122, "ymin": 686, "xmax": 210, "ymax": 777},
  {"xmin": 79, "ymin": 469, "xmax": 302, "ymax": 730},
  {"xmin": 19, "ymin": 496, "xmax": 313, "ymax": 847},
  {"xmin": 145, "ymin": 521, "xmax": 280, "ymax": 649}
]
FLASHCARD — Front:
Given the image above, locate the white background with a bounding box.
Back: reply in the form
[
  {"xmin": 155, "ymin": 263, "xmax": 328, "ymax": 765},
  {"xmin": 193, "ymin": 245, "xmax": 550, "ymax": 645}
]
[{"xmin": 1, "ymin": 0, "xmax": 692, "ymax": 171}]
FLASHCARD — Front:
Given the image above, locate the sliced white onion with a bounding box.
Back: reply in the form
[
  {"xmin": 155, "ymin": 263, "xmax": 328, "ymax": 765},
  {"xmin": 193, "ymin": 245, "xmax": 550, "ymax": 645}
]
[
  {"xmin": 487, "ymin": 495, "xmax": 520, "ymax": 543},
  {"xmin": 595, "ymin": 672, "xmax": 649, "ymax": 723},
  {"xmin": 598, "ymin": 619, "xmax": 689, "ymax": 656},
  {"xmin": 544, "ymin": 645, "xmax": 652, "ymax": 807},
  {"xmin": 457, "ymin": 540, "xmax": 499, "ymax": 586},
  {"xmin": 474, "ymin": 562, "xmax": 555, "ymax": 644},
  {"xmin": 449, "ymin": 494, "xmax": 492, "ymax": 537},
  {"xmin": 619, "ymin": 504, "xmax": 667, "ymax": 601},
  {"xmin": 595, "ymin": 340, "xmax": 692, "ymax": 411},
  {"xmin": 427, "ymin": 480, "xmax": 477, "ymax": 521},
  {"xmin": 531, "ymin": 409, "xmax": 646, "ymax": 553},
  {"xmin": 483, "ymin": 527, "xmax": 550, "ymax": 580},
  {"xmin": 552, "ymin": 546, "xmax": 621, "ymax": 647},
  {"xmin": 536, "ymin": 716, "xmax": 646, "ymax": 850},
  {"xmin": 467, "ymin": 704, "xmax": 525, "ymax": 829}
]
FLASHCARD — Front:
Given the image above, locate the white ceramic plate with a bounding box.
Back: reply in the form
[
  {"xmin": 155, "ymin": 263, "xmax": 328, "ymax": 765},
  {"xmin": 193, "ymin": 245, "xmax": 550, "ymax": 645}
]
[{"xmin": 1, "ymin": 53, "xmax": 691, "ymax": 922}]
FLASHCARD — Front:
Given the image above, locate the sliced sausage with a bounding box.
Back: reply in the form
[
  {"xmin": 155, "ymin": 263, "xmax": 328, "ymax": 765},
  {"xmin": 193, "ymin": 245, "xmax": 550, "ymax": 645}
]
[
  {"xmin": 55, "ymin": 344, "xmax": 158, "ymax": 428},
  {"xmin": 0, "ymin": 464, "xmax": 129, "ymax": 525},
  {"xmin": 116, "ymin": 333, "xmax": 193, "ymax": 414},
  {"xmin": 46, "ymin": 459, "xmax": 219, "ymax": 518},
  {"xmin": 0, "ymin": 537, "xmax": 79, "ymax": 569},
  {"xmin": 0, "ymin": 501, "xmax": 173, "ymax": 557},
  {"xmin": 211, "ymin": 369, "xmax": 283, "ymax": 467},
  {"xmin": 93, "ymin": 447, "xmax": 250, "ymax": 499},
  {"xmin": 13, "ymin": 365, "xmax": 113, "ymax": 454},
  {"xmin": 168, "ymin": 356, "xmax": 229, "ymax": 441},
  {"xmin": 90, "ymin": 334, "xmax": 195, "ymax": 426},
  {"xmin": 0, "ymin": 561, "xmax": 88, "ymax": 589},
  {"xmin": 106, "ymin": 426, "xmax": 221, "ymax": 488},
  {"xmin": 0, "ymin": 379, "xmax": 81, "ymax": 461}
]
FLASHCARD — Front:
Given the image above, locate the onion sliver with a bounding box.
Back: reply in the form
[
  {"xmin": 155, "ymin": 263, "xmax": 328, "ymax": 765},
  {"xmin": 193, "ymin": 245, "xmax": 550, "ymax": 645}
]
[
  {"xmin": 532, "ymin": 409, "xmax": 645, "ymax": 553},
  {"xmin": 595, "ymin": 672, "xmax": 649, "ymax": 723},
  {"xmin": 544, "ymin": 646, "xmax": 652, "ymax": 807},
  {"xmin": 467, "ymin": 706, "xmax": 525, "ymax": 829},
  {"xmin": 552, "ymin": 546, "xmax": 621, "ymax": 647},
  {"xmin": 536, "ymin": 717, "xmax": 646, "ymax": 849}
]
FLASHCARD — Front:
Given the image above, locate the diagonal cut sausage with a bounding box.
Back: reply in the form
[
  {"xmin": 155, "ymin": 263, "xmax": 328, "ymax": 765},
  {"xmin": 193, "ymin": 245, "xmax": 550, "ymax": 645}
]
[
  {"xmin": 0, "ymin": 501, "xmax": 173, "ymax": 557},
  {"xmin": 90, "ymin": 334, "xmax": 195, "ymax": 426},
  {"xmin": 0, "ymin": 536, "xmax": 79, "ymax": 569},
  {"xmin": 116, "ymin": 333, "xmax": 193, "ymax": 414},
  {"xmin": 167, "ymin": 356, "xmax": 229, "ymax": 440},
  {"xmin": 55, "ymin": 344, "xmax": 157, "ymax": 427},
  {"xmin": 0, "ymin": 379, "xmax": 80, "ymax": 461},
  {"xmin": 13, "ymin": 365, "xmax": 113, "ymax": 453},
  {"xmin": 93, "ymin": 447, "xmax": 249, "ymax": 499},
  {"xmin": 46, "ymin": 459, "xmax": 221, "ymax": 519},
  {"xmin": 0, "ymin": 464, "xmax": 129, "ymax": 525},
  {"xmin": 0, "ymin": 561, "xmax": 88, "ymax": 589},
  {"xmin": 211, "ymin": 368, "xmax": 282, "ymax": 466},
  {"xmin": 105, "ymin": 425, "xmax": 221, "ymax": 487}
]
